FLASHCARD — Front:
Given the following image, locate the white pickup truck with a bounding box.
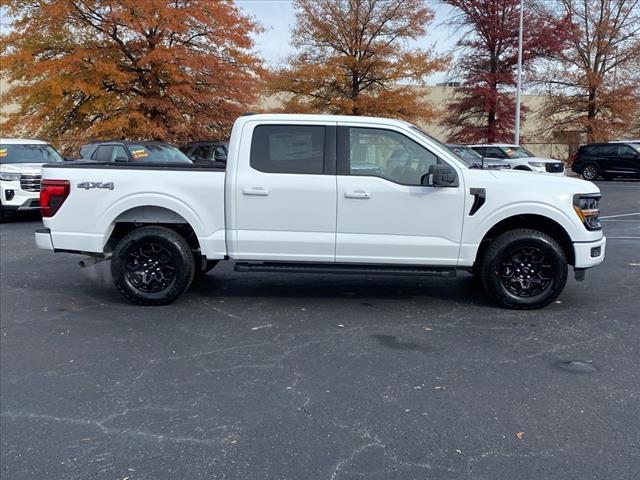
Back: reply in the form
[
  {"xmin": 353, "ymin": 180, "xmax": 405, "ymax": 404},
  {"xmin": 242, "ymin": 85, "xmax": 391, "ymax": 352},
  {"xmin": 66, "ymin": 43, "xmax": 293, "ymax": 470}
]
[{"xmin": 35, "ymin": 114, "xmax": 606, "ymax": 309}]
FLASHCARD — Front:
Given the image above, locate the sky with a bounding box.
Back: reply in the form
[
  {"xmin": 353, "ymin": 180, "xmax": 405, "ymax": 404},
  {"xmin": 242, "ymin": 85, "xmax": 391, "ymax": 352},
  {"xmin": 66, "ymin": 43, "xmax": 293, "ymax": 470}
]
[{"xmin": 236, "ymin": 0, "xmax": 462, "ymax": 85}]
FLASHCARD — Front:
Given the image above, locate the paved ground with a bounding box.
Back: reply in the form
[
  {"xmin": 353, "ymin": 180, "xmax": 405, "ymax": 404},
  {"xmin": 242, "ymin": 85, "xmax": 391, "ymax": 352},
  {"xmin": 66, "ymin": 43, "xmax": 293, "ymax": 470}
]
[{"xmin": 1, "ymin": 180, "xmax": 639, "ymax": 480}]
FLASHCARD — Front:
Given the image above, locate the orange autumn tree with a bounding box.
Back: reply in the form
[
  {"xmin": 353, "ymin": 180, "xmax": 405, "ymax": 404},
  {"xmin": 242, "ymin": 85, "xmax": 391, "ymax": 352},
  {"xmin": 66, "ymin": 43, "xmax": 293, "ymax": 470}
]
[
  {"xmin": 266, "ymin": 0, "xmax": 448, "ymax": 123},
  {"xmin": 0, "ymin": 0, "xmax": 263, "ymax": 144},
  {"xmin": 537, "ymin": 0, "xmax": 640, "ymax": 142}
]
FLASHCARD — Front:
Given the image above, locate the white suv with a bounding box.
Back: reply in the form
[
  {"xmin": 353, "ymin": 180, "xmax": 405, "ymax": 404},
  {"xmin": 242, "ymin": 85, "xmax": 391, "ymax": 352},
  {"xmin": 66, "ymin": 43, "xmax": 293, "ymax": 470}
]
[
  {"xmin": 469, "ymin": 144, "xmax": 565, "ymax": 175},
  {"xmin": 0, "ymin": 139, "xmax": 65, "ymax": 219}
]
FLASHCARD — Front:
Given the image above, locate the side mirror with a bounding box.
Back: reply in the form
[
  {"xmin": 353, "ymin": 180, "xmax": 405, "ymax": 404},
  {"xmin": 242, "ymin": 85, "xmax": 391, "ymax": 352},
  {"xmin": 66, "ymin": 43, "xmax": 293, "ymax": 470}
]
[
  {"xmin": 114, "ymin": 156, "xmax": 128, "ymax": 163},
  {"xmin": 421, "ymin": 164, "xmax": 459, "ymax": 187},
  {"xmin": 214, "ymin": 153, "xmax": 227, "ymax": 162}
]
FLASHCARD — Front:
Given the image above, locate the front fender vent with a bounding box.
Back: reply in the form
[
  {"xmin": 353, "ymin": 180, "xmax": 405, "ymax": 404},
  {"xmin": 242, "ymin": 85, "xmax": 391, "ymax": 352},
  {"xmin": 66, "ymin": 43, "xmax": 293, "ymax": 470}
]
[{"xmin": 469, "ymin": 188, "xmax": 486, "ymax": 216}]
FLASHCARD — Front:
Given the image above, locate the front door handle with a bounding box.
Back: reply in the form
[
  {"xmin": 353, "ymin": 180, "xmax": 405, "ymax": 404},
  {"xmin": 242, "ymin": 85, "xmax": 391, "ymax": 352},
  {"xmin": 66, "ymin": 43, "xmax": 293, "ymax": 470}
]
[
  {"xmin": 243, "ymin": 186, "xmax": 269, "ymax": 196},
  {"xmin": 344, "ymin": 191, "xmax": 371, "ymax": 199}
]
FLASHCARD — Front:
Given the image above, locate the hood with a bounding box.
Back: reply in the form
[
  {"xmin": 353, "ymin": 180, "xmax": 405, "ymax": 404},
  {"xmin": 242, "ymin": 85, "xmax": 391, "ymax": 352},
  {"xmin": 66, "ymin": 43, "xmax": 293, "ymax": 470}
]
[
  {"xmin": 0, "ymin": 163, "xmax": 44, "ymax": 175},
  {"xmin": 482, "ymin": 168, "xmax": 599, "ymax": 193},
  {"xmin": 524, "ymin": 156, "xmax": 562, "ymax": 163}
]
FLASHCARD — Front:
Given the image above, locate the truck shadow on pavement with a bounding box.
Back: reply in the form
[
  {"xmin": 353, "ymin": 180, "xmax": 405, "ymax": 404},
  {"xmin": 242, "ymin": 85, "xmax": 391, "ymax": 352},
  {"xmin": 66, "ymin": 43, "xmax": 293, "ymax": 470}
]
[{"xmin": 187, "ymin": 271, "xmax": 497, "ymax": 309}]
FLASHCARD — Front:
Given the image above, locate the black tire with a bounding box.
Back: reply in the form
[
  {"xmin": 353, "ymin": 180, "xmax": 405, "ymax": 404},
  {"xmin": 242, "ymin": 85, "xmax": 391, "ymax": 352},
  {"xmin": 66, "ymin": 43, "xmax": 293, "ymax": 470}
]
[
  {"xmin": 581, "ymin": 163, "xmax": 599, "ymax": 181},
  {"xmin": 479, "ymin": 229, "xmax": 568, "ymax": 310},
  {"xmin": 111, "ymin": 226, "xmax": 195, "ymax": 305}
]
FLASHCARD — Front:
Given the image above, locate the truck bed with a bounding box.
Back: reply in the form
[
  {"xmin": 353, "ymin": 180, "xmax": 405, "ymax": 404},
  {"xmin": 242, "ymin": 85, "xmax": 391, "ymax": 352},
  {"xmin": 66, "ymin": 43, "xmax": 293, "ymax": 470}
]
[{"xmin": 40, "ymin": 162, "xmax": 227, "ymax": 258}]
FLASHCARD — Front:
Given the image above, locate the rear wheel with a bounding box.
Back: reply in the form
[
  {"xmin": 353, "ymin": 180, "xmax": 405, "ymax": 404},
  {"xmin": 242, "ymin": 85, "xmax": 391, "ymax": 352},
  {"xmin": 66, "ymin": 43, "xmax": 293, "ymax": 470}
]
[
  {"xmin": 581, "ymin": 164, "xmax": 599, "ymax": 181},
  {"xmin": 111, "ymin": 226, "xmax": 195, "ymax": 305},
  {"xmin": 480, "ymin": 229, "xmax": 567, "ymax": 310}
]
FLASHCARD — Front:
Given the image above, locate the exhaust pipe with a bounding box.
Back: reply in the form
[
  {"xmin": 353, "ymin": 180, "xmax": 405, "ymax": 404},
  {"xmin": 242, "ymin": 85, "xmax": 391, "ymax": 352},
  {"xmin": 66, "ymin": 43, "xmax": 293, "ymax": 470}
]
[{"xmin": 78, "ymin": 253, "xmax": 112, "ymax": 268}]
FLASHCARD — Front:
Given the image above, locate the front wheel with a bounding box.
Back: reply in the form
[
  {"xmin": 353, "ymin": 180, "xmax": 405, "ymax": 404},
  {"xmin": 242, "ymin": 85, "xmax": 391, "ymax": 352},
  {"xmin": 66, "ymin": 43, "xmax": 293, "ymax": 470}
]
[
  {"xmin": 581, "ymin": 164, "xmax": 599, "ymax": 181},
  {"xmin": 480, "ymin": 229, "xmax": 568, "ymax": 309},
  {"xmin": 111, "ymin": 226, "xmax": 195, "ymax": 305}
]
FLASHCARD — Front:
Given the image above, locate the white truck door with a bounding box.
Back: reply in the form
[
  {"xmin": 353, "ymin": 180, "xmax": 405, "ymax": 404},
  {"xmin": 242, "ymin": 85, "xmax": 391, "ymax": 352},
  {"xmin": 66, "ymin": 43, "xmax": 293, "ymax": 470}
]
[
  {"xmin": 233, "ymin": 122, "xmax": 337, "ymax": 262},
  {"xmin": 335, "ymin": 124, "xmax": 465, "ymax": 265}
]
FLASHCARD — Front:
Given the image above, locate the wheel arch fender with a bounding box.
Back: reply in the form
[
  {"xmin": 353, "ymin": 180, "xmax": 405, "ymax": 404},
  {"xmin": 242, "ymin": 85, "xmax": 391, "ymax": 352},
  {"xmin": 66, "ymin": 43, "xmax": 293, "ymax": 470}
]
[
  {"xmin": 471, "ymin": 203, "xmax": 579, "ymax": 266},
  {"xmin": 98, "ymin": 194, "xmax": 207, "ymax": 249}
]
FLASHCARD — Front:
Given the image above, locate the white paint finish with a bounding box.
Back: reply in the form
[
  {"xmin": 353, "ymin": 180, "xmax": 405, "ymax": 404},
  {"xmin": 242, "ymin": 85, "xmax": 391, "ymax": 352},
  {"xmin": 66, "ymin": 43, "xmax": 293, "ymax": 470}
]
[
  {"xmin": 37, "ymin": 114, "xmax": 608, "ymax": 274},
  {"xmin": 235, "ymin": 231, "xmax": 335, "ymax": 261},
  {"xmin": 34, "ymin": 230, "xmax": 54, "ymax": 250},
  {"xmin": 573, "ymin": 237, "xmax": 606, "ymax": 268},
  {"xmin": 230, "ymin": 118, "xmax": 338, "ymax": 262},
  {"xmin": 42, "ymin": 168, "xmax": 226, "ymax": 257},
  {"xmin": 335, "ymin": 176, "xmax": 465, "ymax": 264},
  {"xmin": 460, "ymin": 169, "xmax": 603, "ymax": 245}
]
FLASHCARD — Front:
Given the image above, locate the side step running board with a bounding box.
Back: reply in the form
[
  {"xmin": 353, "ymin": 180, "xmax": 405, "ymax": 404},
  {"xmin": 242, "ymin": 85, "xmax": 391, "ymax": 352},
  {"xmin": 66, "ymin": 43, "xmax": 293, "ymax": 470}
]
[{"xmin": 234, "ymin": 262, "xmax": 457, "ymax": 277}]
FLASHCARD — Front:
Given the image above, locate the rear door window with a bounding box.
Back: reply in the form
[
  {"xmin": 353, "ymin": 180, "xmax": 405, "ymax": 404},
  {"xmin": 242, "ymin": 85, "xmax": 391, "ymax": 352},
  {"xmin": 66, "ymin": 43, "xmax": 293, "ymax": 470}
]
[
  {"xmin": 593, "ymin": 145, "xmax": 617, "ymax": 156},
  {"xmin": 126, "ymin": 145, "xmax": 192, "ymax": 163},
  {"xmin": 191, "ymin": 145, "xmax": 212, "ymax": 161},
  {"xmin": 484, "ymin": 147, "xmax": 506, "ymax": 158},
  {"xmin": 91, "ymin": 145, "xmax": 114, "ymax": 162},
  {"xmin": 618, "ymin": 145, "xmax": 637, "ymax": 158},
  {"xmin": 250, "ymin": 125, "xmax": 325, "ymax": 174},
  {"xmin": 111, "ymin": 145, "xmax": 129, "ymax": 162}
]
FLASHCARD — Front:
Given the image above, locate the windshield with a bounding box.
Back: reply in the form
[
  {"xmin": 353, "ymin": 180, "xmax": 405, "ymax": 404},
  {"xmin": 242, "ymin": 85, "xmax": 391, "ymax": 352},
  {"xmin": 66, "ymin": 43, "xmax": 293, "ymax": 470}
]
[
  {"xmin": 503, "ymin": 146, "xmax": 533, "ymax": 159},
  {"xmin": 0, "ymin": 144, "xmax": 64, "ymax": 164},
  {"xmin": 410, "ymin": 126, "xmax": 472, "ymax": 167},
  {"xmin": 449, "ymin": 146, "xmax": 482, "ymax": 162},
  {"xmin": 126, "ymin": 144, "xmax": 192, "ymax": 163},
  {"xmin": 630, "ymin": 143, "xmax": 640, "ymax": 153}
]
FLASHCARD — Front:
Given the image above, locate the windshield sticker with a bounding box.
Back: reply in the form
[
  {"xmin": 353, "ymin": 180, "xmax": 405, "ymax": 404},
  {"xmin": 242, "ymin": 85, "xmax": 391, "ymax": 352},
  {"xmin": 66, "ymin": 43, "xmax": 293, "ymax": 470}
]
[
  {"xmin": 0, "ymin": 149, "xmax": 6, "ymax": 157},
  {"xmin": 131, "ymin": 149, "xmax": 149, "ymax": 159}
]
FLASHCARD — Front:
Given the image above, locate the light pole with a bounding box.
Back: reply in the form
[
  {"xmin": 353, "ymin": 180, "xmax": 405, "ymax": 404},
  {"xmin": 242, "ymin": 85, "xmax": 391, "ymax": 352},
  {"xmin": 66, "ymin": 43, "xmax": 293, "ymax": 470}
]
[{"xmin": 514, "ymin": 0, "xmax": 524, "ymax": 145}]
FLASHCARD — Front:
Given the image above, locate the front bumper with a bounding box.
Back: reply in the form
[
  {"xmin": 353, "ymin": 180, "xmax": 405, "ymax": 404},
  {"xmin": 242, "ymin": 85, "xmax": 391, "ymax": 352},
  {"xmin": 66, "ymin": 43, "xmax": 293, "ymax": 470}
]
[
  {"xmin": 35, "ymin": 228, "xmax": 54, "ymax": 251},
  {"xmin": 1, "ymin": 180, "xmax": 40, "ymax": 211},
  {"xmin": 573, "ymin": 236, "xmax": 606, "ymax": 269}
]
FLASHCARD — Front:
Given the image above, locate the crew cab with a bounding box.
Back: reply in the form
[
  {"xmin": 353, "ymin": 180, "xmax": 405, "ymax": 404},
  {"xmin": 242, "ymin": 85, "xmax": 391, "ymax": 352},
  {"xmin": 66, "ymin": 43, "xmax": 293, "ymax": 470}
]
[
  {"xmin": 35, "ymin": 114, "xmax": 606, "ymax": 309},
  {"xmin": 469, "ymin": 144, "xmax": 565, "ymax": 175},
  {"xmin": 1, "ymin": 139, "xmax": 65, "ymax": 219}
]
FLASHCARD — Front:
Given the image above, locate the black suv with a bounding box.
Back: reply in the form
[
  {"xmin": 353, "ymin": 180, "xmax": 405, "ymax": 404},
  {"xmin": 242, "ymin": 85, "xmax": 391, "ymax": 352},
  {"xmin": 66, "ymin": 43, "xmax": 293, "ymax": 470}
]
[
  {"xmin": 179, "ymin": 141, "xmax": 228, "ymax": 166},
  {"xmin": 571, "ymin": 142, "xmax": 640, "ymax": 180},
  {"xmin": 79, "ymin": 141, "xmax": 192, "ymax": 164}
]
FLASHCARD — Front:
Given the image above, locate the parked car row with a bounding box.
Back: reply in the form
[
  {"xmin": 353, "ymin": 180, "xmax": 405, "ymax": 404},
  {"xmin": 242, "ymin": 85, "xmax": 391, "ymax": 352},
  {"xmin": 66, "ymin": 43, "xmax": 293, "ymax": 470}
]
[
  {"xmin": 2, "ymin": 132, "xmax": 637, "ymax": 220},
  {"xmin": 0, "ymin": 138, "xmax": 228, "ymax": 219}
]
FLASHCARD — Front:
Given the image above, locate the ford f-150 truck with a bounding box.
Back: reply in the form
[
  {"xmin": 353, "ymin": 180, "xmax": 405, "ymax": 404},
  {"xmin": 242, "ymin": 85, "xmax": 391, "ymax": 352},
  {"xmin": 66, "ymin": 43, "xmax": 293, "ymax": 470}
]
[{"xmin": 35, "ymin": 114, "xmax": 606, "ymax": 309}]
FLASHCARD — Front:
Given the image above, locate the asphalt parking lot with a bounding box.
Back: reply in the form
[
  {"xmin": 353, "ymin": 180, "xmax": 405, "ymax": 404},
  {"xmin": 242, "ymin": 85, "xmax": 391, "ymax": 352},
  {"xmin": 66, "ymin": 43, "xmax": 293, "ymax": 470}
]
[{"xmin": 1, "ymin": 180, "xmax": 639, "ymax": 480}]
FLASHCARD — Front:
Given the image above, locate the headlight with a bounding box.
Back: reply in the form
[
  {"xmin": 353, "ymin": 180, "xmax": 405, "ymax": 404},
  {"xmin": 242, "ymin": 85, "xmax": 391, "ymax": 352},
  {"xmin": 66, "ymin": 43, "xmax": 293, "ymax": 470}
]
[
  {"xmin": 0, "ymin": 172, "xmax": 21, "ymax": 181},
  {"xmin": 528, "ymin": 161, "xmax": 546, "ymax": 167},
  {"xmin": 573, "ymin": 194, "xmax": 601, "ymax": 231}
]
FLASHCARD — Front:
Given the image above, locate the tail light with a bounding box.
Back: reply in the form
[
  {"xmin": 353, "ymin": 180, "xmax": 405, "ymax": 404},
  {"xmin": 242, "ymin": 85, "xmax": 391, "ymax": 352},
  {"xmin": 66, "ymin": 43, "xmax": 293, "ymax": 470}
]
[
  {"xmin": 40, "ymin": 179, "xmax": 70, "ymax": 217},
  {"xmin": 569, "ymin": 152, "xmax": 578, "ymax": 164}
]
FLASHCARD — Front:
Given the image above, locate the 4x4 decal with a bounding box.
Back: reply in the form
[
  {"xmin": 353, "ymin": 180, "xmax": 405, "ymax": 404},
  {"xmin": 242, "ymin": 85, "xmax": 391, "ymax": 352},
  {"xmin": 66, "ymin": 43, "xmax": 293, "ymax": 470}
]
[{"xmin": 77, "ymin": 181, "xmax": 114, "ymax": 190}]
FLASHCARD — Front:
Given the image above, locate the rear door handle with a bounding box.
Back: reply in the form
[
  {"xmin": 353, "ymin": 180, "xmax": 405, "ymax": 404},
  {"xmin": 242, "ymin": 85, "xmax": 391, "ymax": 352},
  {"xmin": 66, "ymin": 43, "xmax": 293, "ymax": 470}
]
[
  {"xmin": 243, "ymin": 186, "xmax": 269, "ymax": 196},
  {"xmin": 344, "ymin": 191, "xmax": 371, "ymax": 199}
]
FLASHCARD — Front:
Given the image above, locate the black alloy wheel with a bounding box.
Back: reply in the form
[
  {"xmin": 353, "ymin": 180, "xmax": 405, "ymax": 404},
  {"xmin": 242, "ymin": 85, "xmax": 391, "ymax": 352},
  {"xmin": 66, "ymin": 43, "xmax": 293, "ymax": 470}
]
[
  {"xmin": 124, "ymin": 243, "xmax": 177, "ymax": 293},
  {"xmin": 111, "ymin": 226, "xmax": 195, "ymax": 305},
  {"xmin": 480, "ymin": 229, "xmax": 568, "ymax": 309},
  {"xmin": 499, "ymin": 246, "xmax": 553, "ymax": 298}
]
